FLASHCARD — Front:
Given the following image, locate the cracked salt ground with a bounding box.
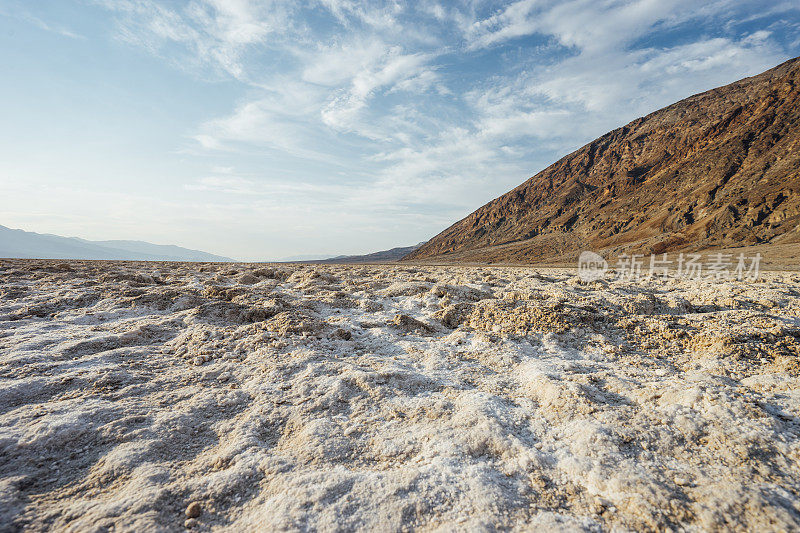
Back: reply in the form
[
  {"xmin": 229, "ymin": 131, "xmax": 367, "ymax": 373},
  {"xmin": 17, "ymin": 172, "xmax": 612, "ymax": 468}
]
[{"xmin": 1, "ymin": 259, "xmax": 799, "ymax": 531}]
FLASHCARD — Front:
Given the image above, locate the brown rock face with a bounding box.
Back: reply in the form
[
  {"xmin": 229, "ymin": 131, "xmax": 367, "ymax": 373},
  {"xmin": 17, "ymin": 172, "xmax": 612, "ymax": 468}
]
[{"xmin": 406, "ymin": 57, "xmax": 800, "ymax": 263}]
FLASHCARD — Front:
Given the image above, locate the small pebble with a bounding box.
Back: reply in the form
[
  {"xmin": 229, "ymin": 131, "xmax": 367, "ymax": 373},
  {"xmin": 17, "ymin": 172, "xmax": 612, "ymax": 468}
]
[
  {"xmin": 185, "ymin": 502, "xmax": 202, "ymax": 518},
  {"xmin": 333, "ymin": 328, "xmax": 352, "ymax": 340}
]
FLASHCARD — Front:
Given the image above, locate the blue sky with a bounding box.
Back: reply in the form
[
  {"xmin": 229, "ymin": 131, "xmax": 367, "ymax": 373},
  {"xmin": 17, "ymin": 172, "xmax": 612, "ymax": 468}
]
[{"xmin": 1, "ymin": 1, "xmax": 798, "ymax": 260}]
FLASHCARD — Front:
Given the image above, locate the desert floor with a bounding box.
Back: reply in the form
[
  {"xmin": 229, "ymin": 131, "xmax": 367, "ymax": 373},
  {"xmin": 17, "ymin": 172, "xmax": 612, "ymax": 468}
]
[{"xmin": 1, "ymin": 260, "xmax": 799, "ymax": 531}]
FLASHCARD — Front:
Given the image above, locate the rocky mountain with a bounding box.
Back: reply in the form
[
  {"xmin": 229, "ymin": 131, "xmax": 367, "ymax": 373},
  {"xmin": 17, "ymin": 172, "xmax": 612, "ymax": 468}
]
[
  {"xmin": 406, "ymin": 57, "xmax": 800, "ymax": 263},
  {"xmin": 0, "ymin": 225, "xmax": 234, "ymax": 262},
  {"xmin": 314, "ymin": 243, "xmax": 425, "ymax": 263}
]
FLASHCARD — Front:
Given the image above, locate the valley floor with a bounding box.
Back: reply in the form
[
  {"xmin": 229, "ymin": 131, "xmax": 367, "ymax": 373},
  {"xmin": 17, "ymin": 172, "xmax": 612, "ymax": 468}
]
[{"xmin": 1, "ymin": 260, "xmax": 799, "ymax": 531}]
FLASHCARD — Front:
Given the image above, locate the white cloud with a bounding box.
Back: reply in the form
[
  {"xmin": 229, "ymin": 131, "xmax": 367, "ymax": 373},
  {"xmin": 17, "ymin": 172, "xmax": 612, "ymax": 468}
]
[
  {"xmin": 191, "ymin": 78, "xmax": 353, "ymax": 162},
  {"xmin": 531, "ymin": 32, "xmax": 785, "ymax": 115},
  {"xmin": 317, "ymin": 0, "xmax": 404, "ymax": 31},
  {"xmin": 301, "ymin": 39, "xmax": 390, "ymax": 86},
  {"xmin": 98, "ymin": 0, "xmax": 295, "ymax": 80},
  {"xmin": 464, "ymin": 0, "xmax": 540, "ymax": 50},
  {"xmin": 20, "ymin": 12, "xmax": 85, "ymax": 39},
  {"xmin": 307, "ymin": 42, "xmax": 442, "ymax": 136},
  {"xmin": 85, "ymin": 0, "xmax": 798, "ymax": 257}
]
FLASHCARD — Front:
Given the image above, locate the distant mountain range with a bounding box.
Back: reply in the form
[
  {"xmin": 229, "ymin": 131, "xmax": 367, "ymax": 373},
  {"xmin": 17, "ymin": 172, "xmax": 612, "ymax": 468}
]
[
  {"xmin": 314, "ymin": 243, "xmax": 425, "ymax": 263},
  {"xmin": 0, "ymin": 225, "xmax": 234, "ymax": 262},
  {"xmin": 277, "ymin": 254, "xmax": 337, "ymax": 262},
  {"xmin": 406, "ymin": 57, "xmax": 800, "ymax": 263},
  {"xmin": 276, "ymin": 243, "xmax": 424, "ymax": 263}
]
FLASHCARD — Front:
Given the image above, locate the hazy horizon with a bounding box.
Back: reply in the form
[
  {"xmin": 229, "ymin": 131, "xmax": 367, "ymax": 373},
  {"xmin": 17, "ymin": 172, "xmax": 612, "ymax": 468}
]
[{"xmin": 1, "ymin": 0, "xmax": 799, "ymax": 260}]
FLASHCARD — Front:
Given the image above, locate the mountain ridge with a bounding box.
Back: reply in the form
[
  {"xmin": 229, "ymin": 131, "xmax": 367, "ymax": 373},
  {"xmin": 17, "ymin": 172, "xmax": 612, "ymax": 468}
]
[
  {"xmin": 0, "ymin": 225, "xmax": 234, "ymax": 262},
  {"xmin": 313, "ymin": 243, "xmax": 425, "ymax": 263},
  {"xmin": 405, "ymin": 57, "xmax": 800, "ymax": 263}
]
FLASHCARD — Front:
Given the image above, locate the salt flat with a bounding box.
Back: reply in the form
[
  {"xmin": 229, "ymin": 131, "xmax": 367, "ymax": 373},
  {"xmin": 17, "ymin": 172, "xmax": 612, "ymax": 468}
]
[{"xmin": 1, "ymin": 260, "xmax": 799, "ymax": 531}]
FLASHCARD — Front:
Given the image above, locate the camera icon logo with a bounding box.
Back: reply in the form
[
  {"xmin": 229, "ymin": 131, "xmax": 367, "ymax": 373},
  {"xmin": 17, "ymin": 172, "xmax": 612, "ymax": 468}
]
[{"xmin": 577, "ymin": 251, "xmax": 608, "ymax": 282}]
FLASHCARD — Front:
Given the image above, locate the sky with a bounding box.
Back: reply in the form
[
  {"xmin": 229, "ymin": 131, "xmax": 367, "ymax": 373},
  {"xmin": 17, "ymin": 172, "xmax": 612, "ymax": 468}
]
[{"xmin": 0, "ymin": 1, "xmax": 799, "ymax": 261}]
